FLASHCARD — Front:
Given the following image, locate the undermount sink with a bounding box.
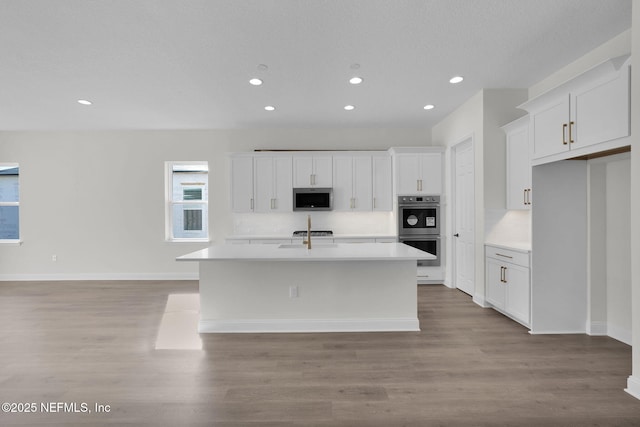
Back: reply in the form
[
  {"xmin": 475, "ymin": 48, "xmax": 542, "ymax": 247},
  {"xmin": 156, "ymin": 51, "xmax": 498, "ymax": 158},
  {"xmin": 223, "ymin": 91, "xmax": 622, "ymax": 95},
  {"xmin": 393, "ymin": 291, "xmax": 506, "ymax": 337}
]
[{"xmin": 278, "ymin": 243, "xmax": 339, "ymax": 249}]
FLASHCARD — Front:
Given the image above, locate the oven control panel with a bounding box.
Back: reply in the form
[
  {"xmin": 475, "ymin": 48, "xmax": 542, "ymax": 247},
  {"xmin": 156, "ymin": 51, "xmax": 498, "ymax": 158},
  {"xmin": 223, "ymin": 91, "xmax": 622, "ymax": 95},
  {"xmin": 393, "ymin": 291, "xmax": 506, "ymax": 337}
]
[{"xmin": 398, "ymin": 195, "xmax": 439, "ymax": 204}]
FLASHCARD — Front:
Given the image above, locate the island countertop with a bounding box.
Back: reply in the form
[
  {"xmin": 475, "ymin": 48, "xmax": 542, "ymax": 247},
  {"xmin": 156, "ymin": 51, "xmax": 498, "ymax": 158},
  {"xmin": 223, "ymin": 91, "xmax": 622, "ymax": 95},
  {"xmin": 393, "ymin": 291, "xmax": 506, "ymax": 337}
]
[{"xmin": 177, "ymin": 242, "xmax": 434, "ymax": 262}]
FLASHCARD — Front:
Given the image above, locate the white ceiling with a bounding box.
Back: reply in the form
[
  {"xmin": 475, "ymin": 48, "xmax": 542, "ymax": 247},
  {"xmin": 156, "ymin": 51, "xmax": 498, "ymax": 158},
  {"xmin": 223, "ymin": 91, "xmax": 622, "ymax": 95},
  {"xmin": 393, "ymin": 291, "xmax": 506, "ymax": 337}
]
[{"xmin": 0, "ymin": 0, "xmax": 632, "ymax": 131}]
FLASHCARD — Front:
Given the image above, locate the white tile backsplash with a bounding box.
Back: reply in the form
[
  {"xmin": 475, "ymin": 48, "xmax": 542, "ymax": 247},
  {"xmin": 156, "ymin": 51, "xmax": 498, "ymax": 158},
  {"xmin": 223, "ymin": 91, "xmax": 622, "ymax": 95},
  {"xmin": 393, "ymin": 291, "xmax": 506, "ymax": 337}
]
[
  {"xmin": 232, "ymin": 211, "xmax": 396, "ymax": 236},
  {"xmin": 485, "ymin": 209, "xmax": 531, "ymax": 248}
]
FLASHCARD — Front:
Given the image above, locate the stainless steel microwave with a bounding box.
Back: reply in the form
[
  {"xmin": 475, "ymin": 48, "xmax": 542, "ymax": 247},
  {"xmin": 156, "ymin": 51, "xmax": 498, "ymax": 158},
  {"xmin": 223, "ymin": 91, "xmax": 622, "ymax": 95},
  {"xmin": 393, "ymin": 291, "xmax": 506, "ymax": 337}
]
[{"xmin": 293, "ymin": 188, "xmax": 333, "ymax": 211}]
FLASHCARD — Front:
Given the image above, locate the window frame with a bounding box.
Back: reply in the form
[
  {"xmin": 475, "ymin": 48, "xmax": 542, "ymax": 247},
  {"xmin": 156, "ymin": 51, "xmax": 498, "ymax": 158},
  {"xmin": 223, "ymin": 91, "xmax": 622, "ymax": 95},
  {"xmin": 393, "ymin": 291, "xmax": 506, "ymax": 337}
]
[
  {"xmin": 0, "ymin": 163, "xmax": 20, "ymax": 245},
  {"xmin": 165, "ymin": 161, "xmax": 210, "ymax": 243}
]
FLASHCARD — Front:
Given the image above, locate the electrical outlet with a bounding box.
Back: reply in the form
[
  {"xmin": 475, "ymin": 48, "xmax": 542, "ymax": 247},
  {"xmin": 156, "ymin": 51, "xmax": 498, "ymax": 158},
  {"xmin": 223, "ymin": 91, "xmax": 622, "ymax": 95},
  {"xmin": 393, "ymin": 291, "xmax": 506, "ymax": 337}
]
[
  {"xmin": 289, "ymin": 285, "xmax": 298, "ymax": 298},
  {"xmin": 52, "ymin": 255, "xmax": 57, "ymax": 262}
]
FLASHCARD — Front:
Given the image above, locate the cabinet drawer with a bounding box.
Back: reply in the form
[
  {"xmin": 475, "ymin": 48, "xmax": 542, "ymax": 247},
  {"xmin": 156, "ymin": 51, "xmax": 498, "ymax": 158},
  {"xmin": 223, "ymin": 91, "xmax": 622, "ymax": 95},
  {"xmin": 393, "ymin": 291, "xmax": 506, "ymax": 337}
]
[{"xmin": 485, "ymin": 246, "xmax": 530, "ymax": 268}]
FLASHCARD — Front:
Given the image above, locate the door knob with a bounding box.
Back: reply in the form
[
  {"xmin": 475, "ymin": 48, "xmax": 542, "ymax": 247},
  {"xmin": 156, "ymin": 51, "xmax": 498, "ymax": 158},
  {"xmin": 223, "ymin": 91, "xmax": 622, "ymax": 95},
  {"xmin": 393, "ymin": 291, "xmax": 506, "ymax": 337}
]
[{"xmin": 454, "ymin": 233, "xmax": 459, "ymax": 237}]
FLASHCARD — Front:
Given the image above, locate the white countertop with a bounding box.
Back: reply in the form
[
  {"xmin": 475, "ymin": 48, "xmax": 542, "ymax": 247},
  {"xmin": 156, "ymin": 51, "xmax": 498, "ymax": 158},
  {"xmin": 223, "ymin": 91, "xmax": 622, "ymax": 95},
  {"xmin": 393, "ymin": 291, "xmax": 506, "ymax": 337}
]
[
  {"xmin": 177, "ymin": 242, "xmax": 434, "ymax": 262},
  {"xmin": 484, "ymin": 241, "xmax": 532, "ymax": 253},
  {"xmin": 225, "ymin": 234, "xmax": 396, "ymax": 240}
]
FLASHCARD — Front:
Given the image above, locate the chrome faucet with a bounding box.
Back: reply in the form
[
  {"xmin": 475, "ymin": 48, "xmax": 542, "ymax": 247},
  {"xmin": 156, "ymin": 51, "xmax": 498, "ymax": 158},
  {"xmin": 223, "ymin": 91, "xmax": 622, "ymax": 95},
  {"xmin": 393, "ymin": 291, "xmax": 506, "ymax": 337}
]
[{"xmin": 303, "ymin": 214, "xmax": 312, "ymax": 249}]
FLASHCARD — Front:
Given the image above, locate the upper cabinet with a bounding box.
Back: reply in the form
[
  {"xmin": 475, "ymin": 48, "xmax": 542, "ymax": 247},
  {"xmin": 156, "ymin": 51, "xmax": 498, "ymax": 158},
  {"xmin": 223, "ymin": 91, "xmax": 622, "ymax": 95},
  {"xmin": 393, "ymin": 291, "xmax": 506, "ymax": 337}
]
[
  {"xmin": 230, "ymin": 154, "xmax": 254, "ymax": 213},
  {"xmin": 332, "ymin": 154, "xmax": 373, "ymax": 211},
  {"xmin": 372, "ymin": 153, "xmax": 393, "ymax": 211},
  {"xmin": 520, "ymin": 55, "xmax": 631, "ymax": 165},
  {"xmin": 502, "ymin": 116, "xmax": 531, "ymax": 210},
  {"xmin": 254, "ymin": 155, "xmax": 293, "ymax": 212},
  {"xmin": 293, "ymin": 155, "xmax": 332, "ymax": 187},
  {"xmin": 393, "ymin": 148, "xmax": 443, "ymax": 195}
]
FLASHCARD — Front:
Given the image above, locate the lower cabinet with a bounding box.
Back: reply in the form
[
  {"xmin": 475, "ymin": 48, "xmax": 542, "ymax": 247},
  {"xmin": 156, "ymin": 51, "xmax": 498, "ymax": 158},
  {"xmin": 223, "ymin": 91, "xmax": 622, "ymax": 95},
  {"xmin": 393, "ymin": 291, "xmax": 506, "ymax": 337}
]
[{"xmin": 485, "ymin": 245, "xmax": 531, "ymax": 327}]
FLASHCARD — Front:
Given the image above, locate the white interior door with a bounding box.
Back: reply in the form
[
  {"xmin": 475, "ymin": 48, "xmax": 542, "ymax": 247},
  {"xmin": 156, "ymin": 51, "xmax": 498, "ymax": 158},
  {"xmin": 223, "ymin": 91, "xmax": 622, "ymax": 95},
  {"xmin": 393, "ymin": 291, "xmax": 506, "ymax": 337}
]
[{"xmin": 453, "ymin": 139, "xmax": 475, "ymax": 296}]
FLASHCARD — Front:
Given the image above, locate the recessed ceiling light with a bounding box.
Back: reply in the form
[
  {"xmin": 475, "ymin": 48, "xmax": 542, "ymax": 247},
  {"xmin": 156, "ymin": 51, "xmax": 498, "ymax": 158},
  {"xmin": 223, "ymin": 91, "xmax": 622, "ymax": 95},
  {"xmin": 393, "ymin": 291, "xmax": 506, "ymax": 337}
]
[
  {"xmin": 349, "ymin": 77, "xmax": 363, "ymax": 85},
  {"xmin": 249, "ymin": 78, "xmax": 263, "ymax": 86},
  {"xmin": 449, "ymin": 76, "xmax": 464, "ymax": 84},
  {"xmin": 423, "ymin": 104, "xmax": 435, "ymax": 110},
  {"xmin": 264, "ymin": 105, "xmax": 275, "ymax": 111},
  {"xmin": 77, "ymin": 99, "xmax": 92, "ymax": 105},
  {"xmin": 344, "ymin": 105, "xmax": 355, "ymax": 111}
]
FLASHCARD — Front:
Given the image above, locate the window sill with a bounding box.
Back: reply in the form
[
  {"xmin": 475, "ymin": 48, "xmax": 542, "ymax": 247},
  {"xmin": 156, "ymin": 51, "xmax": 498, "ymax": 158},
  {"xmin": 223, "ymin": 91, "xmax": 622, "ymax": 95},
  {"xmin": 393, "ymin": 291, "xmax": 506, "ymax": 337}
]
[
  {"xmin": 165, "ymin": 238, "xmax": 211, "ymax": 244},
  {"xmin": 0, "ymin": 240, "xmax": 23, "ymax": 246}
]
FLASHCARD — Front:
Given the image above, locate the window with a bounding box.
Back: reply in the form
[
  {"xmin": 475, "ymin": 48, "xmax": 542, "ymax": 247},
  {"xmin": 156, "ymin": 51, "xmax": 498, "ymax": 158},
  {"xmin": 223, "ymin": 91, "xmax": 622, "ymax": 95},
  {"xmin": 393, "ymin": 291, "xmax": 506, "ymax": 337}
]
[
  {"xmin": 0, "ymin": 164, "xmax": 20, "ymax": 242},
  {"xmin": 166, "ymin": 162, "xmax": 209, "ymax": 241}
]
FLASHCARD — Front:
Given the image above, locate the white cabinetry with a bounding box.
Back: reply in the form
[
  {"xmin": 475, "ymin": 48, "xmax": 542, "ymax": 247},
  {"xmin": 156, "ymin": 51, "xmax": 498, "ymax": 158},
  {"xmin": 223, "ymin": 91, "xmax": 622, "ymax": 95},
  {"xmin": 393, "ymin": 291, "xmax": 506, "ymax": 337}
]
[
  {"xmin": 230, "ymin": 155, "xmax": 254, "ymax": 213},
  {"xmin": 520, "ymin": 55, "xmax": 630, "ymax": 165},
  {"xmin": 231, "ymin": 149, "xmax": 396, "ymax": 214},
  {"xmin": 485, "ymin": 245, "xmax": 530, "ymax": 327},
  {"xmin": 333, "ymin": 154, "xmax": 373, "ymax": 211},
  {"xmin": 293, "ymin": 155, "xmax": 332, "ymax": 187},
  {"xmin": 372, "ymin": 154, "xmax": 393, "ymax": 211},
  {"xmin": 393, "ymin": 149, "xmax": 443, "ymax": 195},
  {"xmin": 502, "ymin": 116, "xmax": 531, "ymax": 210},
  {"xmin": 254, "ymin": 156, "xmax": 293, "ymax": 212}
]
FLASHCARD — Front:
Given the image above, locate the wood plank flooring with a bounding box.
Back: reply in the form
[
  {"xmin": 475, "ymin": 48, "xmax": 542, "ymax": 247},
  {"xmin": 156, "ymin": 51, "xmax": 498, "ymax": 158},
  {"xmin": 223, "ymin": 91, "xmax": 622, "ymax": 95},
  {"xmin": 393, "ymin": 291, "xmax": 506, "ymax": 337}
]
[{"xmin": 1, "ymin": 280, "xmax": 639, "ymax": 426}]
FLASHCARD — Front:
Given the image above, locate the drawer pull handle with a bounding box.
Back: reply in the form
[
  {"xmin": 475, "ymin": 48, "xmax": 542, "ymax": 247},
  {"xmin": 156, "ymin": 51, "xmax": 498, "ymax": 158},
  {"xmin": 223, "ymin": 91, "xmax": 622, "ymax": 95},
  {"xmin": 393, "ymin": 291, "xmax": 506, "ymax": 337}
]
[
  {"xmin": 496, "ymin": 253, "xmax": 513, "ymax": 259},
  {"xmin": 562, "ymin": 123, "xmax": 568, "ymax": 145}
]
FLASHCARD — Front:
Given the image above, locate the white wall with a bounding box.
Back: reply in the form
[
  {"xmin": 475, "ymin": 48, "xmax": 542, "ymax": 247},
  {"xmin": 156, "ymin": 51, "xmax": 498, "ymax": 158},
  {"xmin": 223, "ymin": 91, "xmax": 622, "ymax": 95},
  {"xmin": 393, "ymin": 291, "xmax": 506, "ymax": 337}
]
[
  {"xmin": 0, "ymin": 128, "xmax": 428, "ymax": 279},
  {"xmin": 529, "ymin": 29, "xmax": 631, "ymax": 99},
  {"xmin": 432, "ymin": 91, "xmax": 483, "ymax": 290},
  {"xmin": 629, "ymin": 0, "xmax": 640, "ymax": 399},
  {"xmin": 587, "ymin": 154, "xmax": 632, "ymax": 344},
  {"xmin": 588, "ymin": 162, "xmax": 607, "ymax": 333},
  {"xmin": 606, "ymin": 156, "xmax": 632, "ymax": 344},
  {"xmin": 431, "ymin": 89, "xmax": 527, "ymax": 296}
]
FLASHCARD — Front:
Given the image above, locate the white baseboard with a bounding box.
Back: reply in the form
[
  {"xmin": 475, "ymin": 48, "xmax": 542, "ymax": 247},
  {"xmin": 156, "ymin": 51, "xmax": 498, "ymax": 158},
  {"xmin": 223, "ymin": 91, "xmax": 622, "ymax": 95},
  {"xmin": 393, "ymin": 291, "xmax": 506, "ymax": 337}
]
[
  {"xmin": 607, "ymin": 323, "xmax": 632, "ymax": 346},
  {"xmin": 587, "ymin": 321, "xmax": 631, "ymax": 345},
  {"xmin": 199, "ymin": 317, "xmax": 420, "ymax": 333},
  {"xmin": 625, "ymin": 376, "xmax": 640, "ymax": 400},
  {"xmin": 0, "ymin": 272, "xmax": 199, "ymax": 282},
  {"xmin": 473, "ymin": 294, "xmax": 489, "ymax": 308},
  {"xmin": 529, "ymin": 329, "xmax": 586, "ymax": 335},
  {"xmin": 588, "ymin": 321, "xmax": 608, "ymax": 336}
]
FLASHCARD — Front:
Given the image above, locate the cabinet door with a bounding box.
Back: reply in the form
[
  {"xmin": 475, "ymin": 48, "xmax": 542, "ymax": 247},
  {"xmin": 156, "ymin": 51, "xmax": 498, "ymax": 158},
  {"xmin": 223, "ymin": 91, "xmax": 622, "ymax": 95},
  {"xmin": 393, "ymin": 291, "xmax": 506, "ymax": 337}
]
[
  {"xmin": 372, "ymin": 155, "xmax": 393, "ymax": 211},
  {"xmin": 485, "ymin": 258, "xmax": 506, "ymax": 310},
  {"xmin": 352, "ymin": 156, "xmax": 372, "ymax": 211},
  {"xmin": 332, "ymin": 156, "xmax": 353, "ymax": 211},
  {"xmin": 272, "ymin": 156, "xmax": 293, "ymax": 212},
  {"xmin": 571, "ymin": 65, "xmax": 630, "ymax": 150},
  {"xmin": 293, "ymin": 156, "xmax": 314, "ymax": 187},
  {"xmin": 253, "ymin": 157, "xmax": 274, "ymax": 212},
  {"xmin": 506, "ymin": 125, "xmax": 531, "ymax": 210},
  {"xmin": 312, "ymin": 156, "xmax": 333, "ymax": 187},
  {"xmin": 293, "ymin": 156, "xmax": 332, "ymax": 187},
  {"xmin": 396, "ymin": 155, "xmax": 421, "ymax": 194},
  {"xmin": 420, "ymin": 153, "xmax": 442, "ymax": 194},
  {"xmin": 531, "ymin": 95, "xmax": 570, "ymax": 160},
  {"xmin": 504, "ymin": 263, "xmax": 530, "ymax": 326},
  {"xmin": 254, "ymin": 157, "xmax": 292, "ymax": 212},
  {"xmin": 231, "ymin": 156, "xmax": 254, "ymax": 212}
]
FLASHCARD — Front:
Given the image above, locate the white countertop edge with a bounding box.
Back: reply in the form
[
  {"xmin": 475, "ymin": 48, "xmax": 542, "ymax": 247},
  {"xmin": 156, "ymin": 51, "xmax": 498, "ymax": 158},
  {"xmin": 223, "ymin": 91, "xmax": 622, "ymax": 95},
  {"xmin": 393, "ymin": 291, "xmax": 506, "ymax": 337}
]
[
  {"xmin": 225, "ymin": 234, "xmax": 397, "ymax": 240},
  {"xmin": 484, "ymin": 242, "xmax": 532, "ymax": 253},
  {"xmin": 177, "ymin": 242, "xmax": 435, "ymax": 262}
]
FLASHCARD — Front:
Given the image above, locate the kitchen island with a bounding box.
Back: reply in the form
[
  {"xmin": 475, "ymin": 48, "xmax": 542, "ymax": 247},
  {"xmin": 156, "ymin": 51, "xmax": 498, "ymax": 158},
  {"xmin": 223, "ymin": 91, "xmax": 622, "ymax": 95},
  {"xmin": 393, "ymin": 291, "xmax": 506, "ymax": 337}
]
[{"xmin": 177, "ymin": 242, "xmax": 434, "ymax": 333}]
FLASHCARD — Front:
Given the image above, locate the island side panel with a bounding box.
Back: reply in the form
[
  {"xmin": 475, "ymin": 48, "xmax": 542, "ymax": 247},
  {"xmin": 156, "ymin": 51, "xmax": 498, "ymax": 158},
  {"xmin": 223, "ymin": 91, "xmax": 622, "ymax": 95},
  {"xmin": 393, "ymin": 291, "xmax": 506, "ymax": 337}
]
[{"xmin": 198, "ymin": 260, "xmax": 419, "ymax": 333}]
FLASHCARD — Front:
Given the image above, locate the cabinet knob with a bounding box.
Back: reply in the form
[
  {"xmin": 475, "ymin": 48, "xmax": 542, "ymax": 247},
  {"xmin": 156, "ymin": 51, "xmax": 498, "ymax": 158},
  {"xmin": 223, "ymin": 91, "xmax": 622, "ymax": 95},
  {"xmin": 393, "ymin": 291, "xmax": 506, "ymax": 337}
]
[{"xmin": 454, "ymin": 233, "xmax": 459, "ymax": 238}]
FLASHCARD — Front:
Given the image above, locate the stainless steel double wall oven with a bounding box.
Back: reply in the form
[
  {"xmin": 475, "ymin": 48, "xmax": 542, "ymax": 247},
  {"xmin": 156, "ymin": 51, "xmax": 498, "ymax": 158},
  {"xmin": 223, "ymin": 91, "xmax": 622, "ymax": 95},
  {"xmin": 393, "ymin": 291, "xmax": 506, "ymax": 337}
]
[{"xmin": 398, "ymin": 195, "xmax": 440, "ymax": 266}]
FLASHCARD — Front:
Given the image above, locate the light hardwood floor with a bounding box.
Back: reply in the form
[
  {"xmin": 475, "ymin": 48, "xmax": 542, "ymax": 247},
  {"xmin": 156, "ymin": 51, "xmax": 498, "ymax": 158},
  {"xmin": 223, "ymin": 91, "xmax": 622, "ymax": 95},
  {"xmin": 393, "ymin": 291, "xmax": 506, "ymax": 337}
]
[{"xmin": 1, "ymin": 281, "xmax": 639, "ymax": 426}]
